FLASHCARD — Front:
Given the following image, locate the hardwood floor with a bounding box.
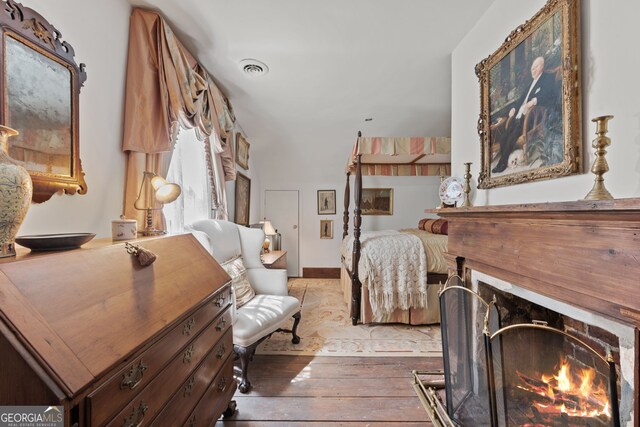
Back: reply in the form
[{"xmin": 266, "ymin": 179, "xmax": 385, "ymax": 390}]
[{"xmin": 219, "ymin": 355, "xmax": 442, "ymax": 426}]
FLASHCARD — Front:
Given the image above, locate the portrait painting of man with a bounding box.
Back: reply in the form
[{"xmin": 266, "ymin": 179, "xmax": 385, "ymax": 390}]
[
  {"xmin": 489, "ymin": 12, "xmax": 563, "ymax": 176},
  {"xmin": 476, "ymin": 0, "xmax": 581, "ymax": 189}
]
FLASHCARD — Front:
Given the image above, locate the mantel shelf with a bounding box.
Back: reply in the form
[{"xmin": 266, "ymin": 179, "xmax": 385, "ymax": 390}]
[
  {"xmin": 426, "ymin": 197, "xmax": 640, "ymax": 218},
  {"xmin": 439, "ymin": 196, "xmax": 640, "ymax": 328}
]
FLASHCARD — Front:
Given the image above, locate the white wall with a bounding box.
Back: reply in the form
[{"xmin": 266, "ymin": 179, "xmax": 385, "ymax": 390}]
[
  {"xmin": 18, "ymin": 0, "xmax": 131, "ymax": 237},
  {"xmin": 452, "ymin": 0, "xmax": 640, "ymax": 205}
]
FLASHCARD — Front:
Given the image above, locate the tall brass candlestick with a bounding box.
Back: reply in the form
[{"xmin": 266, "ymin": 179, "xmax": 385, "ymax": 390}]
[
  {"xmin": 437, "ymin": 175, "xmax": 446, "ymax": 209},
  {"xmin": 462, "ymin": 162, "xmax": 473, "ymax": 207},
  {"xmin": 584, "ymin": 115, "xmax": 614, "ymax": 200}
]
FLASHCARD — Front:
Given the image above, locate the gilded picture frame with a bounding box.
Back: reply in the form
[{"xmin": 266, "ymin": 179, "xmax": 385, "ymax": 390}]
[
  {"xmin": 234, "ymin": 172, "xmax": 251, "ymax": 226},
  {"xmin": 236, "ymin": 132, "xmax": 250, "ymax": 170},
  {"xmin": 476, "ymin": 0, "xmax": 581, "ymax": 189},
  {"xmin": 0, "ymin": 0, "xmax": 87, "ymax": 203},
  {"xmin": 320, "ymin": 219, "xmax": 333, "ymax": 239},
  {"xmin": 360, "ymin": 188, "xmax": 393, "ymax": 216},
  {"xmin": 317, "ymin": 190, "xmax": 336, "ymax": 215}
]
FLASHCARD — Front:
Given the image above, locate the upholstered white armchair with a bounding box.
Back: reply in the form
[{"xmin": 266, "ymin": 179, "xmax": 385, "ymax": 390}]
[{"xmin": 188, "ymin": 219, "xmax": 301, "ymax": 393}]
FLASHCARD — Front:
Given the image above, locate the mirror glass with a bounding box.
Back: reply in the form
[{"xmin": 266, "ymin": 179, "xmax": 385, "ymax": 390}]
[{"xmin": 5, "ymin": 35, "xmax": 73, "ymax": 177}]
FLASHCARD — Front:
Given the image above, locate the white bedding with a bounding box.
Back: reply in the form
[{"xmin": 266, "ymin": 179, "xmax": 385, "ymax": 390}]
[
  {"xmin": 340, "ymin": 229, "xmax": 448, "ymax": 274},
  {"xmin": 340, "ymin": 229, "xmax": 448, "ymax": 316}
]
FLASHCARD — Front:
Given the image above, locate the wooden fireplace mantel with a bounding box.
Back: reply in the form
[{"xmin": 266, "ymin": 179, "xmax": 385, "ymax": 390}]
[{"xmin": 428, "ymin": 197, "xmax": 640, "ymax": 328}]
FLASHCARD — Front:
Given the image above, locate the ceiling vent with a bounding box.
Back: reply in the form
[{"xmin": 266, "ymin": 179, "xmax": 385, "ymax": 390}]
[{"xmin": 239, "ymin": 59, "xmax": 269, "ymax": 77}]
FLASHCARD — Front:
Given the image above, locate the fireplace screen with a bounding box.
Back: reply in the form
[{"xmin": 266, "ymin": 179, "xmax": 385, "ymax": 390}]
[
  {"xmin": 485, "ymin": 324, "xmax": 620, "ymax": 427},
  {"xmin": 440, "ymin": 275, "xmax": 500, "ymax": 426}
]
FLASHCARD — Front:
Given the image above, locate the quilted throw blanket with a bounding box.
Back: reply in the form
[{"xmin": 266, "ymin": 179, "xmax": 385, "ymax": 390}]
[{"xmin": 341, "ymin": 230, "xmax": 428, "ymax": 315}]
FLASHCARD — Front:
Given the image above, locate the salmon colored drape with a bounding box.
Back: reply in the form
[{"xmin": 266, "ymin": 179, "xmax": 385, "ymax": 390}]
[{"xmin": 122, "ymin": 8, "xmax": 235, "ymax": 229}]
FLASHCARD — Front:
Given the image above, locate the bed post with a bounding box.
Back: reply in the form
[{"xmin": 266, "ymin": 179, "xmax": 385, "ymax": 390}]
[
  {"xmin": 343, "ymin": 172, "xmax": 351, "ymax": 239},
  {"xmin": 351, "ymin": 149, "xmax": 363, "ymax": 325}
]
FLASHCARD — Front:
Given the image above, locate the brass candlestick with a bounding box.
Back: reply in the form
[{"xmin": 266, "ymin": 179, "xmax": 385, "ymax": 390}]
[
  {"xmin": 462, "ymin": 162, "xmax": 473, "ymax": 207},
  {"xmin": 437, "ymin": 175, "xmax": 446, "ymax": 209},
  {"xmin": 584, "ymin": 115, "xmax": 614, "ymax": 200}
]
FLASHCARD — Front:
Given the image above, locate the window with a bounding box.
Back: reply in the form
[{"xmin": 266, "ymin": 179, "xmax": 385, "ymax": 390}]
[{"xmin": 164, "ymin": 127, "xmax": 212, "ymax": 233}]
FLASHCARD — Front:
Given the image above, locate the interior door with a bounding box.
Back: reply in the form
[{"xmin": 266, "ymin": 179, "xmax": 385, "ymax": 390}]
[{"xmin": 264, "ymin": 190, "xmax": 299, "ymax": 277}]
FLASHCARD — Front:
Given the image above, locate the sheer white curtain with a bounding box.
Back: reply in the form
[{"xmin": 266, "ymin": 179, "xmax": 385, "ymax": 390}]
[
  {"xmin": 211, "ymin": 133, "xmax": 228, "ymax": 220},
  {"xmin": 164, "ymin": 128, "xmax": 212, "ymax": 233}
]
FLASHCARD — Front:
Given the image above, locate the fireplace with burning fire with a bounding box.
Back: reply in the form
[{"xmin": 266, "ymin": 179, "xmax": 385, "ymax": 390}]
[
  {"xmin": 486, "ymin": 323, "xmax": 619, "ymax": 426},
  {"xmin": 416, "ymin": 199, "xmax": 640, "ymax": 427},
  {"xmin": 430, "ymin": 276, "xmax": 624, "ymax": 427}
]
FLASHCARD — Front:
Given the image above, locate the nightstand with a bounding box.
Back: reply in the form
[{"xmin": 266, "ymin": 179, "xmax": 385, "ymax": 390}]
[{"xmin": 261, "ymin": 250, "xmax": 287, "ymax": 269}]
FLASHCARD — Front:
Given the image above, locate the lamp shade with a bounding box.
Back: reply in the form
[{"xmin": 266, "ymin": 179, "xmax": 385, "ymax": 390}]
[
  {"xmin": 262, "ymin": 220, "xmax": 276, "ymax": 236},
  {"xmin": 151, "ymin": 175, "xmax": 181, "ymax": 203},
  {"xmin": 134, "ymin": 172, "xmax": 181, "ymax": 210}
]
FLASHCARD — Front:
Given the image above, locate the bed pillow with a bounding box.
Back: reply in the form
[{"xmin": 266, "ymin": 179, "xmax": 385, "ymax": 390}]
[
  {"xmin": 221, "ymin": 255, "xmax": 255, "ymax": 309},
  {"xmin": 418, "ymin": 218, "xmax": 448, "ymax": 235}
]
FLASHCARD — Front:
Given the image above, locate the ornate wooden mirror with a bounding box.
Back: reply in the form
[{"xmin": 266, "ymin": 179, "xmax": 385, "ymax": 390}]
[{"xmin": 0, "ymin": 0, "xmax": 87, "ymax": 203}]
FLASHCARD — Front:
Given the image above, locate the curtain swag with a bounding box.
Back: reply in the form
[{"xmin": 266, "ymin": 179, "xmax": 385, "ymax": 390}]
[{"xmin": 122, "ymin": 8, "xmax": 236, "ymax": 228}]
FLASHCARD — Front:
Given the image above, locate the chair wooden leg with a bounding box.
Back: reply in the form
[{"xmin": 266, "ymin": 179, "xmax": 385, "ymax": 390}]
[
  {"xmin": 223, "ymin": 400, "xmax": 237, "ymax": 418},
  {"xmin": 291, "ymin": 311, "xmax": 301, "ymax": 344},
  {"xmin": 235, "ymin": 344, "xmax": 255, "ymax": 393}
]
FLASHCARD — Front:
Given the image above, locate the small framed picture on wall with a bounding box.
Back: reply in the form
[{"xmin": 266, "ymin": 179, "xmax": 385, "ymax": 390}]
[
  {"xmin": 236, "ymin": 132, "xmax": 250, "ymax": 170},
  {"xmin": 234, "ymin": 172, "xmax": 251, "ymax": 226},
  {"xmin": 317, "ymin": 190, "xmax": 336, "ymax": 215},
  {"xmin": 320, "ymin": 220, "xmax": 333, "ymax": 239}
]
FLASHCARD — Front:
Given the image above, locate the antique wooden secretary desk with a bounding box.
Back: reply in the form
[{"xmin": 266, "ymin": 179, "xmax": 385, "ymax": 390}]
[{"xmin": 0, "ymin": 234, "xmax": 236, "ymax": 426}]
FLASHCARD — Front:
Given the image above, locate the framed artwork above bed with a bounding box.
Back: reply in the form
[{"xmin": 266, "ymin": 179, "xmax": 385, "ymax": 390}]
[{"xmin": 361, "ymin": 188, "xmax": 393, "ymax": 215}]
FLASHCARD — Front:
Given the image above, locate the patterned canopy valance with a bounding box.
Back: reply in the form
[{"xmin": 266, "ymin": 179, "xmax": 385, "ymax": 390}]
[{"xmin": 346, "ymin": 136, "xmax": 451, "ymax": 176}]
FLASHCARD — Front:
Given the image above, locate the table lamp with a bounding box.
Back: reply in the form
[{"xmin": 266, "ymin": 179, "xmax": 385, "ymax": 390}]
[
  {"xmin": 134, "ymin": 171, "xmax": 181, "ymax": 235},
  {"xmin": 261, "ymin": 219, "xmax": 276, "ymax": 252}
]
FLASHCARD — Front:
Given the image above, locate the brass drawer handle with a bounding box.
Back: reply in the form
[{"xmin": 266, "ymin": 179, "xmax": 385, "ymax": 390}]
[
  {"xmin": 183, "ymin": 317, "xmax": 195, "ymax": 336},
  {"xmin": 217, "ymin": 376, "xmax": 227, "ymax": 392},
  {"xmin": 216, "ymin": 344, "xmax": 226, "ymax": 359},
  {"xmin": 215, "ymin": 317, "xmax": 226, "ymax": 331},
  {"xmin": 122, "ymin": 400, "xmax": 148, "ymax": 427},
  {"xmin": 183, "ymin": 376, "xmax": 195, "ymax": 397},
  {"xmin": 214, "ymin": 295, "xmax": 226, "ymax": 307},
  {"xmin": 183, "ymin": 345, "xmax": 195, "ymax": 364},
  {"xmin": 120, "ymin": 360, "xmax": 147, "ymax": 390}
]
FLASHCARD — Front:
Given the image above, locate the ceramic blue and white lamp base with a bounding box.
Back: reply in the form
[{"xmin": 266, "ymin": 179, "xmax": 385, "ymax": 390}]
[{"xmin": 0, "ymin": 125, "xmax": 32, "ymax": 258}]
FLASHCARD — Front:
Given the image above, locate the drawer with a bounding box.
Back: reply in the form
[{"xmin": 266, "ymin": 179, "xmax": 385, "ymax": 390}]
[
  {"xmin": 108, "ymin": 324, "xmax": 232, "ymax": 427},
  {"xmin": 183, "ymin": 354, "xmax": 235, "ymax": 427},
  {"xmin": 88, "ymin": 285, "xmax": 232, "ymax": 425},
  {"xmin": 149, "ymin": 329, "xmax": 233, "ymax": 427}
]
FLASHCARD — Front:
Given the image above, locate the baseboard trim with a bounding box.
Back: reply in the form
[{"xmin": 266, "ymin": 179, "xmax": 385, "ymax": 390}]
[{"xmin": 302, "ymin": 268, "xmax": 340, "ymax": 279}]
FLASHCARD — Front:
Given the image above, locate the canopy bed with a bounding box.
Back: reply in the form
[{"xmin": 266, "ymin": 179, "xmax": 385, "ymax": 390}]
[{"xmin": 342, "ymin": 132, "xmax": 452, "ymax": 325}]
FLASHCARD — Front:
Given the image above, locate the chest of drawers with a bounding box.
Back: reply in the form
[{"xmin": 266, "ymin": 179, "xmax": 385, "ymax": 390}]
[{"xmin": 0, "ymin": 234, "xmax": 236, "ymax": 426}]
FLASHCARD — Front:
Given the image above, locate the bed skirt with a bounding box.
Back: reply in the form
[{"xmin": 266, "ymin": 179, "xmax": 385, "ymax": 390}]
[{"xmin": 340, "ymin": 265, "xmax": 442, "ymax": 325}]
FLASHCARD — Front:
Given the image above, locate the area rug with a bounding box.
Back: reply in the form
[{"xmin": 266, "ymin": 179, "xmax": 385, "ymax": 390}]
[{"xmin": 256, "ymin": 278, "xmax": 442, "ymax": 357}]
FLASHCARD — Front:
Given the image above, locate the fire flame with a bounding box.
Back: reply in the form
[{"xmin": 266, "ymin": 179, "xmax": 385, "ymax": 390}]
[{"xmin": 517, "ymin": 355, "xmax": 612, "ymax": 422}]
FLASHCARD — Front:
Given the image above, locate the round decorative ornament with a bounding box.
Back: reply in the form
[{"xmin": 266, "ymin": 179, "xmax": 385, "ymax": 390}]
[
  {"xmin": 0, "ymin": 126, "xmax": 32, "ymax": 257},
  {"xmin": 438, "ymin": 176, "xmax": 464, "ymax": 207}
]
